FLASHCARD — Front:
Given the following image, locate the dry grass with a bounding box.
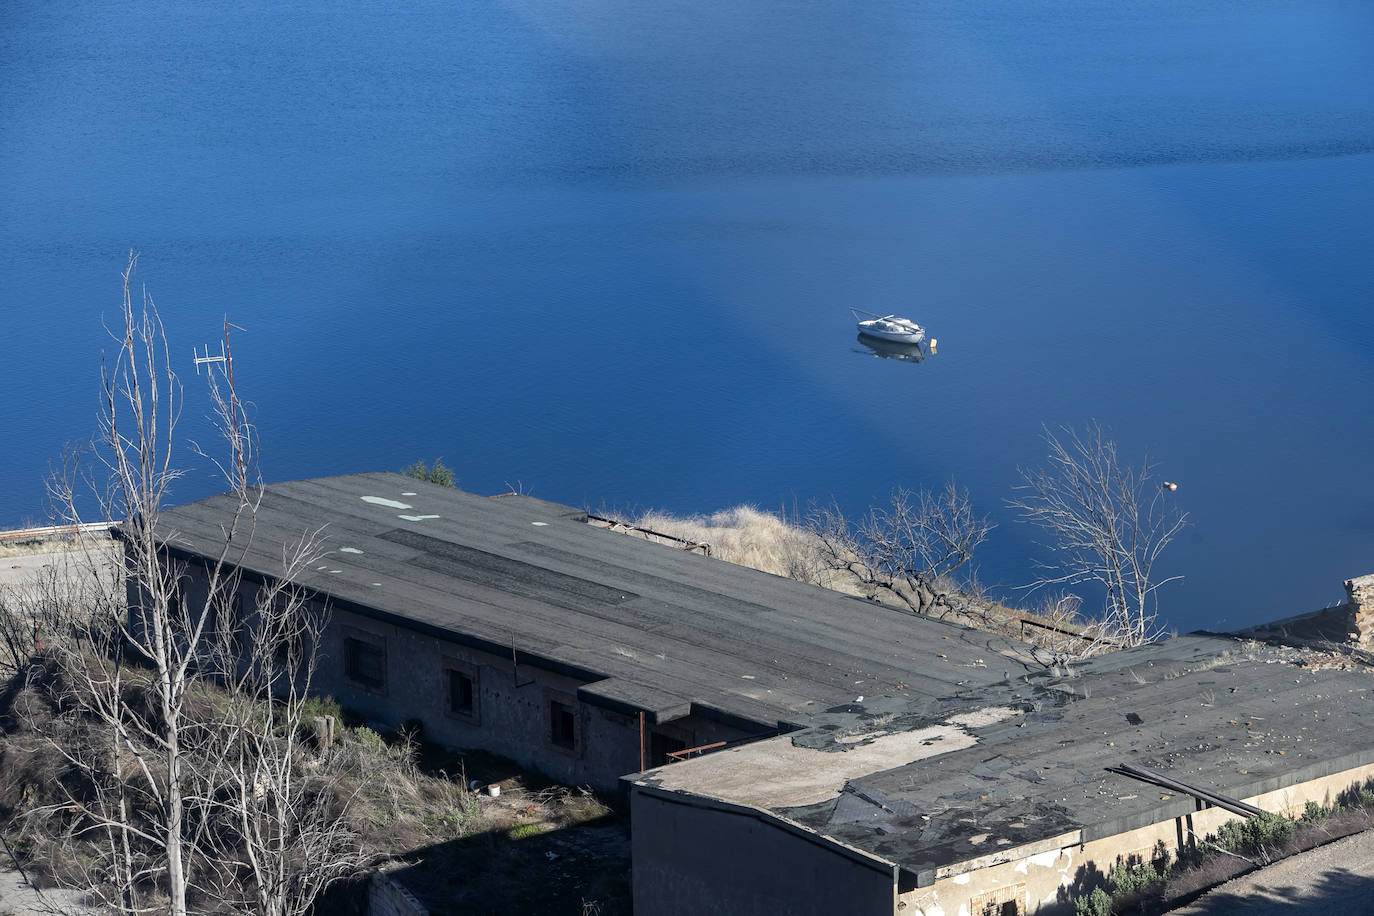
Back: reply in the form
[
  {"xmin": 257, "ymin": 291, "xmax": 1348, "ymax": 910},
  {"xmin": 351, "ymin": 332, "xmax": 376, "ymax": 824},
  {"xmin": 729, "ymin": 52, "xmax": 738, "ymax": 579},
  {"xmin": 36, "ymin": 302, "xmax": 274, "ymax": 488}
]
[
  {"xmin": 1, "ymin": 668, "xmax": 628, "ymax": 914},
  {"xmin": 633, "ymin": 505, "xmax": 858, "ymax": 592},
  {"xmin": 0, "ymin": 532, "xmax": 116, "ymax": 559},
  {"xmin": 627, "ymin": 506, "xmax": 1101, "ymax": 662}
]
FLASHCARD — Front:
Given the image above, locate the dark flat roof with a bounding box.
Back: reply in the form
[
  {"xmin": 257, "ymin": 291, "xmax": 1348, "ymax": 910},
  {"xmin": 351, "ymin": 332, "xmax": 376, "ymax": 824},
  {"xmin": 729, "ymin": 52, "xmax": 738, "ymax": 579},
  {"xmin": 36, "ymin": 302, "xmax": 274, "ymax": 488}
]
[
  {"xmin": 638, "ymin": 631, "xmax": 1374, "ymax": 884},
  {"xmin": 154, "ymin": 472, "xmax": 1029, "ymax": 729}
]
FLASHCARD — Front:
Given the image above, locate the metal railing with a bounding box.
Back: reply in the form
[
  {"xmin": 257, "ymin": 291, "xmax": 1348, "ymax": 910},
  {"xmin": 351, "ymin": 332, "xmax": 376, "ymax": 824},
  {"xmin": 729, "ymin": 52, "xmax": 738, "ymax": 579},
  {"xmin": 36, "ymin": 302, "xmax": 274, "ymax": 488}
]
[{"xmin": 0, "ymin": 522, "xmax": 113, "ymax": 543}]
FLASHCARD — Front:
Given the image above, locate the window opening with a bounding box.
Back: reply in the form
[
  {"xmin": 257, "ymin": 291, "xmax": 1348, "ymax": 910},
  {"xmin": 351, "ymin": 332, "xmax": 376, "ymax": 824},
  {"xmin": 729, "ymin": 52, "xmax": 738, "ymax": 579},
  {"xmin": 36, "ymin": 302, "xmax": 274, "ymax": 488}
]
[
  {"xmin": 448, "ymin": 669, "xmax": 475, "ymax": 717},
  {"xmin": 345, "ymin": 637, "xmax": 385, "ymax": 688},
  {"xmin": 550, "ymin": 700, "xmax": 576, "ymax": 749},
  {"xmin": 650, "ymin": 732, "xmax": 688, "ymax": 767}
]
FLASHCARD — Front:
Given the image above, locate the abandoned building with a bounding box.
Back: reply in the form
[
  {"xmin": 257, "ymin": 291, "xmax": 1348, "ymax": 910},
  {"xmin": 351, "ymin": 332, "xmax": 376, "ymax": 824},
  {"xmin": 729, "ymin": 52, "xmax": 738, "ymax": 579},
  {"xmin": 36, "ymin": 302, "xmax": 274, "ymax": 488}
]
[
  {"xmin": 148, "ymin": 471, "xmax": 1030, "ymax": 791},
  {"xmin": 144, "ymin": 472, "xmax": 1374, "ymax": 914},
  {"xmin": 629, "ymin": 623, "xmax": 1374, "ymax": 915}
]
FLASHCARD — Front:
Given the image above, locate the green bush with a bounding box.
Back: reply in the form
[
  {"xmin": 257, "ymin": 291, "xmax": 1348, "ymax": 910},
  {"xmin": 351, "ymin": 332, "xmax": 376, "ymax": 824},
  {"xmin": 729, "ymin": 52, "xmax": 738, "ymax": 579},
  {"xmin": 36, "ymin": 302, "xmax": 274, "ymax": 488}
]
[
  {"xmin": 403, "ymin": 459, "xmax": 456, "ymax": 488},
  {"xmin": 1211, "ymin": 811, "xmax": 1294, "ymax": 855},
  {"xmin": 298, "ymin": 694, "xmax": 343, "ymax": 724},
  {"xmin": 353, "ymin": 726, "xmax": 388, "ymax": 756},
  {"xmin": 1074, "ymin": 887, "xmax": 1113, "ymax": 916},
  {"xmin": 1299, "ymin": 800, "xmax": 1333, "ymax": 825},
  {"xmin": 1337, "ymin": 780, "xmax": 1374, "ymax": 810},
  {"xmin": 1110, "ymin": 858, "xmax": 1164, "ymax": 896}
]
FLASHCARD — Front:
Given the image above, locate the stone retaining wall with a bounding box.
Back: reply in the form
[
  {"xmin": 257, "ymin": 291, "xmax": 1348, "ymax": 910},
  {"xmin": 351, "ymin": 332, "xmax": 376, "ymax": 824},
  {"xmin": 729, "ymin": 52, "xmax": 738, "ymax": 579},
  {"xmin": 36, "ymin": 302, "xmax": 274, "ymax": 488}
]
[{"xmin": 1344, "ymin": 574, "xmax": 1374, "ymax": 647}]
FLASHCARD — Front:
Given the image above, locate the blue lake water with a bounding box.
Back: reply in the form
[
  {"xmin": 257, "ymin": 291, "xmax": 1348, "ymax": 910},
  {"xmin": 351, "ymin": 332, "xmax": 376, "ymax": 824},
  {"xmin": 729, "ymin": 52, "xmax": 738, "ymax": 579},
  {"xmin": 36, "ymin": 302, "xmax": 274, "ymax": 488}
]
[{"xmin": 3, "ymin": 0, "xmax": 1372, "ymax": 632}]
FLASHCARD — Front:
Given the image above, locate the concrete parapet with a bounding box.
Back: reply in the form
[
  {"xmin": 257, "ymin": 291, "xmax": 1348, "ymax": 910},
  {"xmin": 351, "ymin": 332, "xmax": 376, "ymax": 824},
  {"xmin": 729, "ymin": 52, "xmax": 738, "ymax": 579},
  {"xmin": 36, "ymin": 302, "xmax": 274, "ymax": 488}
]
[
  {"xmin": 369, "ymin": 871, "xmax": 428, "ymax": 916},
  {"xmin": 1345, "ymin": 574, "xmax": 1374, "ymax": 647}
]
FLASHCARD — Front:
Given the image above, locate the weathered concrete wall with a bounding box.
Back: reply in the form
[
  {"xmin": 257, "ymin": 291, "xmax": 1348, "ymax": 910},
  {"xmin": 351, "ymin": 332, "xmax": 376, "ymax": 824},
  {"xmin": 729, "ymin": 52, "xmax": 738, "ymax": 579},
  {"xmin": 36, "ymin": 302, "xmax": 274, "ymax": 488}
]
[
  {"xmin": 313, "ymin": 607, "xmax": 758, "ymax": 788},
  {"xmin": 314, "ymin": 605, "xmax": 640, "ymax": 789},
  {"xmin": 899, "ymin": 760, "xmax": 1374, "ymax": 916},
  {"xmin": 1345, "ymin": 574, "xmax": 1374, "ymax": 646},
  {"xmin": 174, "ymin": 568, "xmax": 757, "ymax": 791},
  {"xmin": 369, "ymin": 871, "xmax": 429, "ymax": 916},
  {"xmin": 633, "ymin": 788, "xmax": 897, "ymax": 916}
]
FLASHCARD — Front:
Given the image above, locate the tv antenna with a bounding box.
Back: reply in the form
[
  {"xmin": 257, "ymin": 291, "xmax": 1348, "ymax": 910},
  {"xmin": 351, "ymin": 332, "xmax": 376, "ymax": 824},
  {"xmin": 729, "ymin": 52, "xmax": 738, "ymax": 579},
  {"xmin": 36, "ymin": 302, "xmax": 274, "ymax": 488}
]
[
  {"xmin": 194, "ymin": 320, "xmax": 250, "ymax": 485},
  {"xmin": 192, "ymin": 341, "xmax": 227, "ymax": 375},
  {"xmin": 193, "ymin": 320, "xmax": 247, "ymax": 375}
]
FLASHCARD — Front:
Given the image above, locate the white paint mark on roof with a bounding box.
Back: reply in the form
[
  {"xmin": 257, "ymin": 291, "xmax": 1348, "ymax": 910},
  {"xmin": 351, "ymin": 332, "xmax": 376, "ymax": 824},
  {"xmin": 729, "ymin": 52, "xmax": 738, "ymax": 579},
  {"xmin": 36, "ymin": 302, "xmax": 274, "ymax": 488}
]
[
  {"xmin": 340, "ymin": 547, "xmax": 364, "ymax": 554},
  {"xmin": 398, "ymin": 514, "xmax": 440, "ymax": 521},
  {"xmin": 531, "ymin": 521, "xmax": 549, "ymax": 526},
  {"xmin": 402, "ymin": 492, "xmax": 418, "ymax": 496},
  {"xmin": 329, "ymin": 569, "xmax": 342, "ymax": 574},
  {"xmin": 370, "ymin": 582, "xmax": 382, "ymax": 587},
  {"xmin": 361, "ymin": 496, "xmax": 412, "ymax": 509}
]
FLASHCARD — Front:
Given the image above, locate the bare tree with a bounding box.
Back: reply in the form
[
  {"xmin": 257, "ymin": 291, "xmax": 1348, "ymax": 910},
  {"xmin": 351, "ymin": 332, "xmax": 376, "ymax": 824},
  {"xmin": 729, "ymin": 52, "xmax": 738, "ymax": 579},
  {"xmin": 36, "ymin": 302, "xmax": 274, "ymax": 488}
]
[
  {"xmin": 21, "ymin": 253, "xmax": 363, "ymax": 915},
  {"xmin": 1008, "ymin": 422, "xmax": 1188, "ymax": 648},
  {"xmin": 810, "ymin": 481, "xmax": 993, "ymax": 616}
]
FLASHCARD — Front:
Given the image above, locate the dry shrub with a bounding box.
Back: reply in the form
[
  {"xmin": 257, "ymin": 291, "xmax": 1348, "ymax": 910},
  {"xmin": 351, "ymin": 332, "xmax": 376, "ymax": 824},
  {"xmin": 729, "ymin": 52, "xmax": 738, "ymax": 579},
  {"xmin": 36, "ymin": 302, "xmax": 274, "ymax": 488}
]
[
  {"xmin": 338, "ymin": 726, "xmax": 484, "ymax": 855},
  {"xmin": 525, "ymin": 785, "xmax": 611, "ymax": 829}
]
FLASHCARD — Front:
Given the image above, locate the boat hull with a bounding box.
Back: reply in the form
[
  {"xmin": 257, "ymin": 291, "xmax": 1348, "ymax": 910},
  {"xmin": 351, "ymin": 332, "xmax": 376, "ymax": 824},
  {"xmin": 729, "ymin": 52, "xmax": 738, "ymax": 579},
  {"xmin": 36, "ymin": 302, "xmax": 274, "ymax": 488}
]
[{"xmin": 857, "ymin": 322, "xmax": 925, "ymax": 344}]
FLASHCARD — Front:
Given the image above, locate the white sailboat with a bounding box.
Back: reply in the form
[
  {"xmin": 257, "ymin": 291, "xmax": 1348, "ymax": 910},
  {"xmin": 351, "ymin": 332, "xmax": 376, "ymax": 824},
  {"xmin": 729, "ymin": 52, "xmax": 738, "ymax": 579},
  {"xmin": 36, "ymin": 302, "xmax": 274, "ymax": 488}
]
[{"xmin": 851, "ymin": 308, "xmax": 926, "ymax": 344}]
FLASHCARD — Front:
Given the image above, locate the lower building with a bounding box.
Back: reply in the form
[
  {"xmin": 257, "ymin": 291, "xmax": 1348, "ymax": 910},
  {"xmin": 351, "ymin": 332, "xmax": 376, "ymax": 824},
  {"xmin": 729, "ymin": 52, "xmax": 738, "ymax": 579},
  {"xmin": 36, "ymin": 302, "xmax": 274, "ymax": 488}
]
[{"xmin": 627, "ymin": 627, "xmax": 1374, "ymax": 915}]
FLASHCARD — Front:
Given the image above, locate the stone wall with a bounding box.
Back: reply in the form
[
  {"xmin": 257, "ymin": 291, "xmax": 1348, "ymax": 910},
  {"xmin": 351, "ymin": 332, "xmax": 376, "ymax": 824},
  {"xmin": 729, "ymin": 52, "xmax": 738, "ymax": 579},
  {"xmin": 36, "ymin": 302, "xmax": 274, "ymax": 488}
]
[{"xmin": 1345, "ymin": 574, "xmax": 1374, "ymax": 647}]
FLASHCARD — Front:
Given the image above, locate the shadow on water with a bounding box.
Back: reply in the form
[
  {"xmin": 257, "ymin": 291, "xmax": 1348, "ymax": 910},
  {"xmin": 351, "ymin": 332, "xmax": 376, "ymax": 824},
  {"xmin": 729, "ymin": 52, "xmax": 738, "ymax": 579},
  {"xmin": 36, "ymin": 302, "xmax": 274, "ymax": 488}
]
[{"xmin": 853, "ymin": 334, "xmax": 928, "ymax": 364}]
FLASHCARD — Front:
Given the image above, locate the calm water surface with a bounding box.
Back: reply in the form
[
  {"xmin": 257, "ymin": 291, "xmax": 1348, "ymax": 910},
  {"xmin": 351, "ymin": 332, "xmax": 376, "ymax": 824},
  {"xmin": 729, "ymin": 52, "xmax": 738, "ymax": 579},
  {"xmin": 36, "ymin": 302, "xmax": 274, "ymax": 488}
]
[{"xmin": 3, "ymin": 0, "xmax": 1372, "ymax": 632}]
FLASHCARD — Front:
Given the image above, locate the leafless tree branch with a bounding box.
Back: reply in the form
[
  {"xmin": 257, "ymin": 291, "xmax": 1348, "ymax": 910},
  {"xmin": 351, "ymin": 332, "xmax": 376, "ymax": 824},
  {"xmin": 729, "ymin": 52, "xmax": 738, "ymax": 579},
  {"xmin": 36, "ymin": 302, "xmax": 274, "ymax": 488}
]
[
  {"xmin": 810, "ymin": 481, "xmax": 993, "ymax": 617},
  {"xmin": 1008, "ymin": 422, "xmax": 1188, "ymax": 648},
  {"xmin": 13, "ymin": 253, "xmax": 362, "ymax": 915}
]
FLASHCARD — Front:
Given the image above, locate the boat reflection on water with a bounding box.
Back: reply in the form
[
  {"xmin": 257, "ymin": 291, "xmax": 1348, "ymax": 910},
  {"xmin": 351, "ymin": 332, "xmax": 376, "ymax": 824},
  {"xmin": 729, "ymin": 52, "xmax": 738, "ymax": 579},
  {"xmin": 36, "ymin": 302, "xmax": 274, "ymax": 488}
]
[{"xmin": 854, "ymin": 334, "xmax": 927, "ymax": 363}]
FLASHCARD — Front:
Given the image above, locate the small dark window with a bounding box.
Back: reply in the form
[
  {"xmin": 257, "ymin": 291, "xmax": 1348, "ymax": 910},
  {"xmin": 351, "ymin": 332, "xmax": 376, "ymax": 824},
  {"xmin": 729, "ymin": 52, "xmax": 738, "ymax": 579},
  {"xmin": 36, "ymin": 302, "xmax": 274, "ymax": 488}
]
[
  {"xmin": 550, "ymin": 700, "xmax": 577, "ymax": 749},
  {"xmin": 650, "ymin": 733, "xmax": 688, "ymax": 767},
  {"xmin": 345, "ymin": 637, "xmax": 385, "ymax": 689},
  {"xmin": 448, "ymin": 670, "xmax": 475, "ymax": 717}
]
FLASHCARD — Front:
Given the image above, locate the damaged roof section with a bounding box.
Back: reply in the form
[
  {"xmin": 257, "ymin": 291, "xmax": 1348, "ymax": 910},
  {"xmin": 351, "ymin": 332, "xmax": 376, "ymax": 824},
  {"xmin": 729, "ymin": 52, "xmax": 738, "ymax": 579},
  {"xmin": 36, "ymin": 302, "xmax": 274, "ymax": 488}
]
[{"xmin": 636, "ymin": 632, "xmax": 1374, "ymax": 885}]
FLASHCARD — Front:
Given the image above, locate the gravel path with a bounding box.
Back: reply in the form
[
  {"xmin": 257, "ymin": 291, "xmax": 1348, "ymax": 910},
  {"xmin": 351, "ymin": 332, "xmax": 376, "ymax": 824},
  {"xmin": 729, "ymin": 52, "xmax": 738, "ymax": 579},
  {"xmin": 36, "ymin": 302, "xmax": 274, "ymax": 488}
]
[
  {"xmin": 0, "ymin": 864, "xmax": 96, "ymax": 915},
  {"xmin": 1170, "ymin": 828, "xmax": 1374, "ymax": 914}
]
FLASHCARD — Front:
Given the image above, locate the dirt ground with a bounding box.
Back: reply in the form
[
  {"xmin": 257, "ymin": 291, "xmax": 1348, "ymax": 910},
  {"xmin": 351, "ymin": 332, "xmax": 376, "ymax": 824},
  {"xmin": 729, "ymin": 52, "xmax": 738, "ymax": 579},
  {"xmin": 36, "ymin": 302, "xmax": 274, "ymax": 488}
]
[
  {"xmin": 384, "ymin": 746, "xmax": 632, "ymax": 916},
  {"xmin": 0, "ymin": 862, "xmax": 96, "ymax": 915}
]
